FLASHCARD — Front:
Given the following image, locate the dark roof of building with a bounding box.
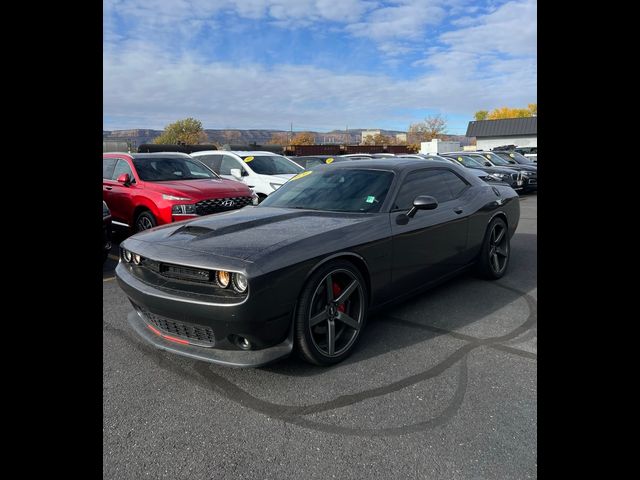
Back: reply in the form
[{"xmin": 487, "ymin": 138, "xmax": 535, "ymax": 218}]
[{"xmin": 466, "ymin": 117, "xmax": 537, "ymax": 138}]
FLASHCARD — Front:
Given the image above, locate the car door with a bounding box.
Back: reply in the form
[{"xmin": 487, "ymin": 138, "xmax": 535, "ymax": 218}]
[
  {"xmin": 103, "ymin": 157, "xmax": 117, "ymax": 217},
  {"xmin": 220, "ymin": 154, "xmax": 255, "ymax": 186},
  {"xmin": 390, "ymin": 168, "xmax": 471, "ymax": 294},
  {"xmin": 105, "ymin": 158, "xmax": 138, "ymax": 226}
]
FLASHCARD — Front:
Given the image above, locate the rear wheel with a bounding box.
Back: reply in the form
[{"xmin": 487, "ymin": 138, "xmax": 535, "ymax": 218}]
[
  {"xmin": 476, "ymin": 217, "xmax": 510, "ymax": 279},
  {"xmin": 294, "ymin": 260, "xmax": 368, "ymax": 366},
  {"xmin": 135, "ymin": 211, "xmax": 157, "ymax": 232}
]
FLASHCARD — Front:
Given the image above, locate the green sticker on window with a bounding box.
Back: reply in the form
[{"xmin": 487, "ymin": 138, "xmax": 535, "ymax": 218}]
[{"xmin": 366, "ymin": 196, "xmax": 375, "ymax": 203}]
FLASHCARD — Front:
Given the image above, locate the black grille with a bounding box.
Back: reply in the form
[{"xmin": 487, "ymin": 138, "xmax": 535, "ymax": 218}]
[
  {"xmin": 140, "ymin": 307, "xmax": 215, "ymax": 346},
  {"xmin": 195, "ymin": 196, "xmax": 253, "ymax": 216}
]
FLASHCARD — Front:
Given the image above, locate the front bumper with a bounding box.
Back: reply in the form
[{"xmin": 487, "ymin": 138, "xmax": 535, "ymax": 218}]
[
  {"xmin": 127, "ymin": 310, "xmax": 293, "ymax": 367},
  {"xmin": 115, "ymin": 262, "xmax": 294, "ymax": 367}
]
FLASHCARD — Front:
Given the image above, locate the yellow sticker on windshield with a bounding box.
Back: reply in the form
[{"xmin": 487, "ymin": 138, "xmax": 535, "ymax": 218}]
[
  {"xmin": 291, "ymin": 170, "xmax": 313, "ymax": 181},
  {"xmin": 509, "ymin": 153, "xmax": 515, "ymax": 157},
  {"xmin": 457, "ymin": 157, "xmax": 463, "ymax": 161},
  {"xmin": 326, "ymin": 157, "xmax": 334, "ymax": 164},
  {"xmin": 244, "ymin": 156, "xmax": 254, "ymax": 163}
]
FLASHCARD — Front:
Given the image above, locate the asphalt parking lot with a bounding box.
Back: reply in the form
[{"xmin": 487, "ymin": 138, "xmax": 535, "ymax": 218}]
[{"xmin": 103, "ymin": 193, "xmax": 537, "ymax": 479}]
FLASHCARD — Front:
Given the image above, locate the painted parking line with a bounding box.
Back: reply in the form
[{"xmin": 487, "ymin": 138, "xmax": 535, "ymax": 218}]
[
  {"xmin": 103, "ymin": 276, "xmax": 116, "ymax": 282},
  {"xmin": 108, "ymin": 254, "xmax": 120, "ymax": 261}
]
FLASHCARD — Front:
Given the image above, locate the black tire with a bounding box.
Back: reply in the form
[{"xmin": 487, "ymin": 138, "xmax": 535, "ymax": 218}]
[
  {"xmin": 475, "ymin": 216, "xmax": 510, "ymax": 279},
  {"xmin": 135, "ymin": 210, "xmax": 157, "ymax": 232},
  {"xmin": 294, "ymin": 260, "xmax": 368, "ymax": 366}
]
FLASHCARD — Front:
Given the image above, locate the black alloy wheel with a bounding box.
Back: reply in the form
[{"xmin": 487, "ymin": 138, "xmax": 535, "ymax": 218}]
[
  {"xmin": 294, "ymin": 260, "xmax": 367, "ymax": 365},
  {"xmin": 135, "ymin": 211, "xmax": 157, "ymax": 232},
  {"xmin": 476, "ymin": 216, "xmax": 510, "ymax": 279}
]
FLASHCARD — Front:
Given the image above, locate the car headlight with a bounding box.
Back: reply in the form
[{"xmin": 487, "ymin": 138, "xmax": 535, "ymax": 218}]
[
  {"xmin": 231, "ymin": 273, "xmax": 248, "ymax": 293},
  {"xmin": 163, "ymin": 194, "xmax": 191, "ymax": 201},
  {"xmin": 103, "ymin": 201, "xmax": 110, "ymax": 218},
  {"xmin": 122, "ymin": 249, "xmax": 132, "ymax": 263},
  {"xmin": 270, "ymin": 183, "xmax": 283, "ymax": 191},
  {"xmin": 171, "ymin": 204, "xmax": 197, "ymax": 215},
  {"xmin": 216, "ymin": 270, "xmax": 231, "ymax": 288},
  {"xmin": 521, "ymin": 171, "xmax": 532, "ymax": 176},
  {"xmin": 487, "ymin": 174, "xmax": 504, "ymax": 181}
]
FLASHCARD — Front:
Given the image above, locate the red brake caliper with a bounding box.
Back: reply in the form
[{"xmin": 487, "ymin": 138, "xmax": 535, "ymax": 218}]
[{"xmin": 333, "ymin": 282, "xmax": 346, "ymax": 312}]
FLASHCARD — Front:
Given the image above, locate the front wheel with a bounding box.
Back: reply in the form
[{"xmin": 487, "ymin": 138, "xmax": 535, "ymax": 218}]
[
  {"xmin": 475, "ymin": 217, "xmax": 510, "ymax": 279},
  {"xmin": 135, "ymin": 211, "xmax": 157, "ymax": 232},
  {"xmin": 294, "ymin": 260, "xmax": 368, "ymax": 366}
]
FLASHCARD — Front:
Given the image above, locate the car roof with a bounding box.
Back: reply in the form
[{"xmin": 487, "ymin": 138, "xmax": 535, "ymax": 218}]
[
  {"xmin": 129, "ymin": 152, "xmax": 192, "ymax": 159},
  {"xmin": 311, "ymin": 158, "xmax": 458, "ymax": 173}
]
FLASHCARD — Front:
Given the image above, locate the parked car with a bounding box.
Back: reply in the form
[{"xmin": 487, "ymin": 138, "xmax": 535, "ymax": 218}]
[
  {"xmin": 103, "ymin": 201, "xmax": 112, "ymax": 263},
  {"xmin": 440, "ymin": 153, "xmax": 524, "ymax": 191},
  {"xmin": 103, "ymin": 152, "xmax": 257, "ymax": 232},
  {"xmin": 117, "ymin": 158, "xmax": 520, "ymax": 367},
  {"xmin": 492, "ymin": 150, "xmax": 537, "ymax": 167},
  {"xmin": 190, "ymin": 150, "xmax": 303, "ymax": 201},
  {"xmin": 462, "ymin": 152, "xmax": 537, "ymax": 192}
]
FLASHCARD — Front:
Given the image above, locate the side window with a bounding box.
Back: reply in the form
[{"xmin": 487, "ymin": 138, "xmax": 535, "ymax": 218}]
[
  {"xmin": 111, "ymin": 159, "xmax": 135, "ymax": 182},
  {"xmin": 196, "ymin": 154, "xmax": 223, "ymax": 172},
  {"xmin": 440, "ymin": 170, "xmax": 469, "ymax": 198},
  {"xmin": 103, "ymin": 158, "xmax": 117, "ymax": 179},
  {"xmin": 220, "ymin": 155, "xmax": 241, "ymax": 175},
  {"xmin": 393, "ymin": 169, "xmax": 459, "ymax": 211}
]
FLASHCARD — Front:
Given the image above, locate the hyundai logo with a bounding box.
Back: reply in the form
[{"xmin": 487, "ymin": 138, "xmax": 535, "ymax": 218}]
[{"xmin": 221, "ymin": 200, "xmax": 235, "ymax": 207}]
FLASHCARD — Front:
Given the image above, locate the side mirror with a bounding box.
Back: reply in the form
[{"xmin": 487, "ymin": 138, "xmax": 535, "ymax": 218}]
[
  {"xmin": 230, "ymin": 168, "xmax": 243, "ymax": 180},
  {"xmin": 407, "ymin": 195, "xmax": 438, "ymax": 218},
  {"xmin": 117, "ymin": 173, "xmax": 131, "ymax": 185},
  {"xmin": 484, "ymin": 161, "xmax": 492, "ymax": 167}
]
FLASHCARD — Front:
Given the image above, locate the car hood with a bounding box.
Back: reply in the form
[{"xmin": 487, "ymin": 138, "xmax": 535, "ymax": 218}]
[
  {"xmin": 143, "ymin": 178, "xmax": 251, "ymax": 199},
  {"xmin": 129, "ymin": 206, "xmax": 375, "ymax": 262}
]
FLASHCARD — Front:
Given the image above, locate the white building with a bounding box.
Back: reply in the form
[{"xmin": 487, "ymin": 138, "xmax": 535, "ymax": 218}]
[
  {"xmin": 395, "ymin": 133, "xmax": 407, "ymax": 143},
  {"xmin": 420, "ymin": 138, "xmax": 460, "ymax": 154},
  {"xmin": 466, "ymin": 117, "xmax": 537, "ymax": 150}
]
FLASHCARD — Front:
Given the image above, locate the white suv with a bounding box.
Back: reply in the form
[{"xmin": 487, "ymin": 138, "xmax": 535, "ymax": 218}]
[{"xmin": 191, "ymin": 150, "xmax": 303, "ymax": 201}]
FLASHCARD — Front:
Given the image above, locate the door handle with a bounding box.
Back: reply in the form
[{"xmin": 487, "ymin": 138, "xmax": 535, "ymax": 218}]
[
  {"xmin": 105, "ymin": 186, "xmax": 113, "ymax": 190},
  {"xmin": 454, "ymin": 207, "xmax": 463, "ymax": 214}
]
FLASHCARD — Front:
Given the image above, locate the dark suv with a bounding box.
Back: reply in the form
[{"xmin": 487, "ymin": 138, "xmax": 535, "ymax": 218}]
[{"xmin": 103, "ymin": 152, "xmax": 257, "ymax": 232}]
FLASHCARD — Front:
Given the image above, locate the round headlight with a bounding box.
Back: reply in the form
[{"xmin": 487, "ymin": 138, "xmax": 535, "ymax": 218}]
[
  {"xmin": 123, "ymin": 250, "xmax": 132, "ymax": 262},
  {"xmin": 133, "ymin": 254, "xmax": 141, "ymax": 265},
  {"xmin": 216, "ymin": 270, "xmax": 231, "ymax": 288},
  {"xmin": 232, "ymin": 273, "xmax": 248, "ymax": 293}
]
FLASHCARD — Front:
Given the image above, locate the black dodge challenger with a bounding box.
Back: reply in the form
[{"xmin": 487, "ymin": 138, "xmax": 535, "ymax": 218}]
[{"xmin": 116, "ymin": 159, "xmax": 520, "ymax": 367}]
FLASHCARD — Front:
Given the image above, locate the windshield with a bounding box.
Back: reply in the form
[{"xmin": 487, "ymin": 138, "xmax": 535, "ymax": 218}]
[
  {"xmin": 260, "ymin": 168, "xmax": 394, "ymax": 213},
  {"xmin": 447, "ymin": 155, "xmax": 484, "ymax": 168},
  {"xmin": 494, "ymin": 152, "xmax": 518, "ymax": 164},
  {"xmin": 477, "ymin": 152, "xmax": 510, "ymax": 166},
  {"xmin": 133, "ymin": 157, "xmax": 218, "ymax": 181},
  {"xmin": 504, "ymin": 151, "xmax": 534, "ymax": 164},
  {"xmin": 240, "ymin": 155, "xmax": 303, "ymax": 175}
]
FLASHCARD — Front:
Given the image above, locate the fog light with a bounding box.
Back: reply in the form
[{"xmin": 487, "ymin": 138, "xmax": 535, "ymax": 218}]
[
  {"xmin": 232, "ymin": 273, "xmax": 248, "ymax": 293},
  {"xmin": 123, "ymin": 250, "xmax": 132, "ymax": 262},
  {"xmin": 133, "ymin": 254, "xmax": 141, "ymax": 265},
  {"xmin": 237, "ymin": 336, "xmax": 251, "ymax": 350},
  {"xmin": 216, "ymin": 270, "xmax": 230, "ymax": 288}
]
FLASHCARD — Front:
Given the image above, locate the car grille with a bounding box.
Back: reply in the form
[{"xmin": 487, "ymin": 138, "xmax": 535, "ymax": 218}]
[
  {"xmin": 139, "ymin": 306, "xmax": 216, "ymax": 346},
  {"xmin": 195, "ymin": 196, "xmax": 253, "ymax": 216}
]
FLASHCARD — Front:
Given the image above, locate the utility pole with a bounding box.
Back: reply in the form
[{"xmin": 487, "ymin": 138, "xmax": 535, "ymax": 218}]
[
  {"xmin": 345, "ymin": 125, "xmax": 349, "ymax": 145},
  {"xmin": 290, "ymin": 122, "xmax": 293, "ymax": 144}
]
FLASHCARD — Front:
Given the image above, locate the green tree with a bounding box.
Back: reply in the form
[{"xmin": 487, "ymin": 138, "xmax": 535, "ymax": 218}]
[
  {"xmin": 474, "ymin": 110, "xmax": 489, "ymax": 121},
  {"xmin": 152, "ymin": 117, "xmax": 208, "ymax": 144}
]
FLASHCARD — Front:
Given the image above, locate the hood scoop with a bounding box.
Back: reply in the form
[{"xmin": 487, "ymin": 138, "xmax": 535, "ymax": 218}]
[{"xmin": 170, "ymin": 225, "xmax": 215, "ymax": 237}]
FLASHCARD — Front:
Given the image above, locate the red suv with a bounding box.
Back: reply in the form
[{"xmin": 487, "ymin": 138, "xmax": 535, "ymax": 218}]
[{"xmin": 103, "ymin": 152, "xmax": 258, "ymax": 232}]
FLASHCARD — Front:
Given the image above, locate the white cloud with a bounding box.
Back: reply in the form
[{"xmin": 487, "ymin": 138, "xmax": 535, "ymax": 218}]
[{"xmin": 104, "ymin": 41, "xmax": 536, "ymax": 130}]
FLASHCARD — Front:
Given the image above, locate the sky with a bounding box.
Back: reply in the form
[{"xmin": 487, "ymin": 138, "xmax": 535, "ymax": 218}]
[{"xmin": 103, "ymin": 0, "xmax": 536, "ymax": 135}]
